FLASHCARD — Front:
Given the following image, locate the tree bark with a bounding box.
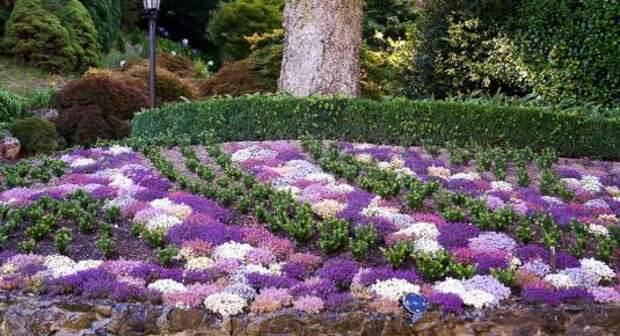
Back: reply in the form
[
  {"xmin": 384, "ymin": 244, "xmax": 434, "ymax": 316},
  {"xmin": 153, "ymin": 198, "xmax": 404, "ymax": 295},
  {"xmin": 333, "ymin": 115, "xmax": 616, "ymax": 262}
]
[{"xmin": 278, "ymin": 0, "xmax": 364, "ymax": 97}]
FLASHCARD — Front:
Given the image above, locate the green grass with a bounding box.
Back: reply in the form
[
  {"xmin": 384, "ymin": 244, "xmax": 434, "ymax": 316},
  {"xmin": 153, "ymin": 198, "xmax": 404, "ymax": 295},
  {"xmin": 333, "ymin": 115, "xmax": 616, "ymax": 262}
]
[{"xmin": 0, "ymin": 56, "xmax": 73, "ymax": 96}]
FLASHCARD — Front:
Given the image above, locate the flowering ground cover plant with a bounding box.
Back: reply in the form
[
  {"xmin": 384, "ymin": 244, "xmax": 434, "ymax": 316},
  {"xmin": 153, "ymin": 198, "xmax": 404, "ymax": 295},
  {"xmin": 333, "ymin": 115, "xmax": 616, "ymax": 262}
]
[{"xmin": 0, "ymin": 139, "xmax": 617, "ymax": 320}]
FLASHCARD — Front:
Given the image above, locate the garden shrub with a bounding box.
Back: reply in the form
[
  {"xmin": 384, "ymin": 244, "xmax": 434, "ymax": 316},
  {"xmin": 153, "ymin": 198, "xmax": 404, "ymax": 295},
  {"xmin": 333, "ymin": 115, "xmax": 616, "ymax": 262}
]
[
  {"xmin": 9, "ymin": 117, "xmax": 64, "ymax": 154},
  {"xmin": 54, "ymin": 70, "xmax": 148, "ymax": 144},
  {"xmin": 513, "ymin": 0, "xmax": 620, "ymax": 107},
  {"xmin": 2, "ymin": 0, "xmax": 77, "ymax": 72},
  {"xmin": 208, "ymin": 0, "xmax": 282, "ymax": 61},
  {"xmin": 0, "ymin": 89, "xmax": 26, "ymax": 122},
  {"xmin": 79, "ymin": 0, "xmax": 121, "ymax": 53},
  {"xmin": 125, "ymin": 64, "xmax": 199, "ymax": 103},
  {"xmin": 133, "ymin": 95, "xmax": 620, "ymax": 160},
  {"xmin": 56, "ymin": 104, "xmax": 130, "ymax": 145},
  {"xmin": 127, "ymin": 53, "xmax": 196, "ymax": 80},
  {"xmin": 51, "ymin": 0, "xmax": 101, "ymax": 71},
  {"xmin": 200, "ymin": 60, "xmax": 265, "ymax": 97}
]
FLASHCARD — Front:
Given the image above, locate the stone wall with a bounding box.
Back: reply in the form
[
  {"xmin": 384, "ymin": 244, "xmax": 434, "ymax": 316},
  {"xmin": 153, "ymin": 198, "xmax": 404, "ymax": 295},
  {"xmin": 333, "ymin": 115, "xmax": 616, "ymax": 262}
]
[{"xmin": 0, "ymin": 294, "xmax": 619, "ymax": 335}]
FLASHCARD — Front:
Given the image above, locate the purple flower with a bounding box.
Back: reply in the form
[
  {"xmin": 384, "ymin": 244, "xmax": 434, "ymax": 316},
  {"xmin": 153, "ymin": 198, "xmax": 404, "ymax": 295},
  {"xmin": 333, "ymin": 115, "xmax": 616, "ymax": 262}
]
[
  {"xmin": 183, "ymin": 269, "xmax": 220, "ymax": 285},
  {"xmin": 91, "ymin": 186, "xmax": 117, "ymax": 200},
  {"xmin": 474, "ymin": 252, "xmax": 509, "ymax": 274},
  {"xmin": 282, "ymin": 262, "xmax": 308, "ymax": 279},
  {"xmin": 521, "ymin": 286, "xmax": 560, "ymax": 306},
  {"xmin": 315, "ymin": 258, "xmax": 359, "ymax": 289},
  {"xmin": 290, "ymin": 279, "xmax": 337, "ymax": 300},
  {"xmin": 357, "ymin": 267, "xmax": 420, "ymax": 287},
  {"xmin": 49, "ymin": 268, "xmax": 116, "ymax": 298},
  {"xmin": 166, "ymin": 218, "xmax": 240, "ymax": 246},
  {"xmin": 556, "ymin": 287, "xmax": 593, "ymax": 304},
  {"xmin": 323, "ymin": 292, "xmax": 352, "ymax": 310},
  {"xmin": 245, "ymin": 273, "xmax": 299, "ymax": 290},
  {"xmin": 110, "ymin": 282, "xmax": 149, "ymax": 302},
  {"xmin": 133, "ymin": 188, "xmax": 167, "ymax": 202},
  {"xmin": 427, "ymin": 292, "xmax": 463, "ymax": 314},
  {"xmin": 438, "ymin": 222, "xmax": 480, "ymax": 248},
  {"xmin": 168, "ymin": 192, "xmax": 232, "ymax": 222},
  {"xmin": 129, "ymin": 264, "xmax": 183, "ymax": 283}
]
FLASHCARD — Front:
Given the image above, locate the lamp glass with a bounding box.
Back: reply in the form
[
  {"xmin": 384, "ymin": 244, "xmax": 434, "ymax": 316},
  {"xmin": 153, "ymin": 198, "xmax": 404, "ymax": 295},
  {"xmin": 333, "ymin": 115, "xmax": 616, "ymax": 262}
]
[{"xmin": 143, "ymin": 0, "xmax": 160, "ymax": 10}]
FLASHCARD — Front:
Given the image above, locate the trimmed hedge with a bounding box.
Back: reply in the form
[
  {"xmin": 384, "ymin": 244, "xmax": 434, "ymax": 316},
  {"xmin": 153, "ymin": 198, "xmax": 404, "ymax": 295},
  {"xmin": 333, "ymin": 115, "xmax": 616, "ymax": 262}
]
[{"xmin": 132, "ymin": 96, "xmax": 620, "ymax": 160}]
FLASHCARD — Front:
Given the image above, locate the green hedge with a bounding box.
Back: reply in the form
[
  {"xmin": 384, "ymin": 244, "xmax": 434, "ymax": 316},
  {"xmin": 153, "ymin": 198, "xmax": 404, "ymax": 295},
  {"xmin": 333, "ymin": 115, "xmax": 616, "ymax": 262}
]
[{"xmin": 132, "ymin": 96, "xmax": 620, "ymax": 160}]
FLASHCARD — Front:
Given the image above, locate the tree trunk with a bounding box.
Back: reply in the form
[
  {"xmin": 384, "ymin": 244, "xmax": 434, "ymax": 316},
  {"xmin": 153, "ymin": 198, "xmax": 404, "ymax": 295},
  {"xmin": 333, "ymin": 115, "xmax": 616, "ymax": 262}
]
[{"xmin": 278, "ymin": 0, "xmax": 364, "ymax": 97}]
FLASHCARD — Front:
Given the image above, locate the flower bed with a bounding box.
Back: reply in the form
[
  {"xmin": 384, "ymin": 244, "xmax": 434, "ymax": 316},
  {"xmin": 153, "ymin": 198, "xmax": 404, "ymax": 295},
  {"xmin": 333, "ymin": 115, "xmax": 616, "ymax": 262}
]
[{"xmin": 0, "ymin": 141, "xmax": 617, "ymax": 323}]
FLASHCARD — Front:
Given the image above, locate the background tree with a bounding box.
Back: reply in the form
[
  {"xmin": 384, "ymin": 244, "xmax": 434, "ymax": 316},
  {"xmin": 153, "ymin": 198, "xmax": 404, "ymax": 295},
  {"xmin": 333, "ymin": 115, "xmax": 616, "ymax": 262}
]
[{"xmin": 279, "ymin": 0, "xmax": 364, "ymax": 97}]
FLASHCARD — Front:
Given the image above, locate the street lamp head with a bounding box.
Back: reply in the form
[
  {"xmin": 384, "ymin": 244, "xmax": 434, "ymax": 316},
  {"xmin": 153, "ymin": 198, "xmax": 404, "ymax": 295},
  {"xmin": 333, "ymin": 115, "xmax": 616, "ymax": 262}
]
[{"xmin": 143, "ymin": 0, "xmax": 160, "ymax": 10}]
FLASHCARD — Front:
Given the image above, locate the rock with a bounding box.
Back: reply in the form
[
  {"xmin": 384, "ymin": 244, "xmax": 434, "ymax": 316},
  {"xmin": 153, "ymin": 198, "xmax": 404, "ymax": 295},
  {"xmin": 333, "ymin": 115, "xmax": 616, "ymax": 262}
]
[
  {"xmin": 29, "ymin": 109, "xmax": 59, "ymax": 122},
  {"xmin": 1, "ymin": 136, "xmax": 20, "ymax": 160}
]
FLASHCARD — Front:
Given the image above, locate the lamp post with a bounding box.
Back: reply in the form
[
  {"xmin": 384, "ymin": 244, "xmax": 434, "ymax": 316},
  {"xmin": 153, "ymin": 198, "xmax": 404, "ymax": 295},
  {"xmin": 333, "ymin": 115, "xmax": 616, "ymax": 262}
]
[{"xmin": 143, "ymin": 0, "xmax": 161, "ymax": 108}]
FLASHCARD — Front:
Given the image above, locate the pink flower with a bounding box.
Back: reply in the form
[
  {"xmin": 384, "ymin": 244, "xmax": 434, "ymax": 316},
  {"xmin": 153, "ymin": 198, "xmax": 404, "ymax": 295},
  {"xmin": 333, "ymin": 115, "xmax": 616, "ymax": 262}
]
[
  {"xmin": 250, "ymin": 287, "xmax": 293, "ymax": 314},
  {"xmin": 293, "ymin": 295, "xmax": 324, "ymax": 313}
]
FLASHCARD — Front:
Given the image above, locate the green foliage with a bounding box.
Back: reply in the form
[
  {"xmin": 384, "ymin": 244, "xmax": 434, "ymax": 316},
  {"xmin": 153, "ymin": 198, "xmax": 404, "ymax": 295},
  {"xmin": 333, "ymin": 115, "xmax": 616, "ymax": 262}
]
[
  {"xmin": 363, "ymin": 0, "xmax": 416, "ymax": 49},
  {"xmin": 491, "ymin": 268, "xmax": 516, "ymax": 288},
  {"xmin": 514, "ymin": 0, "xmax": 620, "ymax": 106},
  {"xmin": 51, "ymin": 0, "xmax": 101, "ymax": 71},
  {"xmin": 413, "ymin": 251, "xmax": 453, "ymax": 282},
  {"xmin": 9, "ymin": 117, "xmax": 64, "ymax": 155},
  {"xmin": 0, "ymin": 88, "xmax": 26, "ymax": 122},
  {"xmin": 349, "ymin": 224, "xmax": 377, "ymax": 261},
  {"xmin": 2, "ymin": 0, "xmax": 77, "ymax": 72},
  {"xmin": 79, "ymin": 0, "xmax": 121, "ymax": 53},
  {"xmin": 317, "ymin": 218, "xmax": 350, "ymax": 254},
  {"xmin": 159, "ymin": 0, "xmax": 220, "ymax": 52},
  {"xmin": 54, "ymin": 227, "xmax": 72, "ymax": 254},
  {"xmin": 381, "ymin": 242, "xmax": 411, "ymax": 269},
  {"xmin": 133, "ymin": 96, "xmax": 620, "ymax": 160},
  {"xmin": 158, "ymin": 245, "xmax": 178, "ymax": 267},
  {"xmin": 96, "ymin": 234, "xmax": 115, "ymax": 258},
  {"xmin": 208, "ymin": 0, "xmax": 282, "ymax": 61}
]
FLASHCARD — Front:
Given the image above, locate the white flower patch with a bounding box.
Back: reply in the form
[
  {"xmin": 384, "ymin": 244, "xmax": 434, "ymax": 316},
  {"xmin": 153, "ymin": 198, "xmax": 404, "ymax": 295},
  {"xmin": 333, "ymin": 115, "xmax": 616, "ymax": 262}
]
[
  {"xmin": 244, "ymin": 263, "xmax": 282, "ymax": 276},
  {"xmin": 204, "ymin": 292, "xmax": 247, "ymax": 316},
  {"xmin": 108, "ymin": 145, "xmax": 133, "ymax": 156},
  {"xmin": 148, "ymin": 279, "xmax": 186, "ymax": 294},
  {"xmin": 44, "ymin": 255, "xmax": 77, "ymax": 277},
  {"xmin": 369, "ymin": 278, "xmax": 420, "ymax": 302},
  {"xmin": 104, "ymin": 195, "xmax": 135, "ymax": 210},
  {"xmin": 109, "ymin": 175, "xmax": 134, "ymax": 189},
  {"xmin": 231, "ymin": 146, "xmax": 278, "ymax": 163},
  {"xmin": 460, "ymin": 290, "xmax": 497, "ymax": 309},
  {"xmin": 544, "ymin": 273, "xmax": 575, "ymax": 289},
  {"xmin": 412, "ymin": 238, "xmax": 444, "ymax": 256},
  {"xmin": 394, "ymin": 222, "xmax": 439, "ymax": 240},
  {"xmin": 70, "ymin": 158, "xmax": 97, "ymax": 168},
  {"xmin": 355, "ymin": 154, "xmax": 373, "ymax": 163},
  {"xmin": 427, "ymin": 166, "xmax": 451, "ymax": 180},
  {"xmin": 587, "ymin": 224, "xmax": 609, "ymax": 237},
  {"xmin": 325, "ymin": 182, "xmax": 355, "ymax": 194},
  {"xmin": 145, "ymin": 214, "xmax": 182, "ymax": 232},
  {"xmin": 541, "ymin": 196, "xmax": 563, "ymax": 205},
  {"xmin": 213, "ymin": 241, "xmax": 254, "ymax": 261},
  {"xmin": 450, "ymin": 172, "xmax": 480, "ymax": 181},
  {"xmin": 274, "ymin": 185, "xmax": 301, "ymax": 195},
  {"xmin": 311, "ymin": 199, "xmax": 346, "ymax": 219},
  {"xmin": 434, "ymin": 278, "xmax": 466, "ymax": 295},
  {"xmin": 579, "ymin": 175, "xmax": 603, "ymax": 193},
  {"xmin": 491, "ymin": 181, "xmax": 513, "ymax": 192},
  {"xmin": 73, "ymin": 260, "xmax": 103, "ymax": 273},
  {"xmin": 185, "ymin": 257, "xmax": 215, "ymax": 270},
  {"xmin": 605, "ymin": 185, "xmax": 620, "ymax": 197},
  {"xmin": 305, "ymin": 173, "xmax": 336, "ymax": 184},
  {"xmin": 580, "ymin": 258, "xmax": 615, "ymax": 283},
  {"xmin": 560, "ymin": 178, "xmax": 581, "ymax": 192}
]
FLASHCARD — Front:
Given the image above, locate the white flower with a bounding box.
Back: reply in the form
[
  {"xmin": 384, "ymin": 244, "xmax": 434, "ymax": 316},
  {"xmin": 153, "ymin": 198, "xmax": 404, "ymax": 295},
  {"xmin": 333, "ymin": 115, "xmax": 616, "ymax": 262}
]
[
  {"xmin": 356, "ymin": 154, "xmax": 373, "ymax": 163},
  {"xmin": 412, "ymin": 238, "xmax": 444, "ymax": 256},
  {"xmin": 369, "ymin": 278, "xmax": 420, "ymax": 302},
  {"xmin": 148, "ymin": 279, "xmax": 186, "ymax": 294},
  {"xmin": 213, "ymin": 241, "xmax": 254, "ymax": 261},
  {"xmin": 491, "ymin": 181, "xmax": 513, "ymax": 192},
  {"xmin": 434, "ymin": 278, "xmax": 466, "ymax": 295},
  {"xmin": 231, "ymin": 146, "xmax": 277, "ymax": 163},
  {"xmin": 579, "ymin": 175, "xmax": 602, "ymax": 193},
  {"xmin": 109, "ymin": 175, "xmax": 134, "ymax": 189},
  {"xmin": 70, "ymin": 158, "xmax": 96, "ymax": 168},
  {"xmin": 544, "ymin": 273, "xmax": 575, "ymax": 289},
  {"xmin": 146, "ymin": 214, "xmax": 182, "ymax": 231},
  {"xmin": 305, "ymin": 173, "xmax": 335, "ymax": 183},
  {"xmin": 394, "ymin": 222, "xmax": 439, "ymax": 240},
  {"xmin": 108, "ymin": 145, "xmax": 132, "ymax": 156},
  {"xmin": 587, "ymin": 224, "xmax": 609, "ymax": 237},
  {"xmin": 450, "ymin": 172, "xmax": 479, "ymax": 181},
  {"xmin": 73, "ymin": 260, "xmax": 103, "ymax": 273},
  {"xmin": 244, "ymin": 263, "xmax": 282, "ymax": 276},
  {"xmin": 204, "ymin": 292, "xmax": 247, "ymax": 316},
  {"xmin": 185, "ymin": 257, "xmax": 214, "ymax": 270},
  {"xmin": 311, "ymin": 199, "xmax": 345, "ymax": 218},
  {"xmin": 580, "ymin": 258, "xmax": 615, "ymax": 283},
  {"xmin": 207, "ymin": 61, "xmax": 214, "ymax": 66},
  {"xmin": 427, "ymin": 166, "xmax": 451, "ymax": 180},
  {"xmin": 460, "ymin": 289, "xmax": 496, "ymax": 309},
  {"xmin": 44, "ymin": 255, "xmax": 76, "ymax": 277}
]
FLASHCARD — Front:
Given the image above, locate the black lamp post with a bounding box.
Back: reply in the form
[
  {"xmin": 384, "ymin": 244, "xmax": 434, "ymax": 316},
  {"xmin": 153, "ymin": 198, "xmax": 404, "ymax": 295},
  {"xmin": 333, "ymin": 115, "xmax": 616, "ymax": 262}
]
[{"xmin": 143, "ymin": 0, "xmax": 161, "ymax": 108}]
